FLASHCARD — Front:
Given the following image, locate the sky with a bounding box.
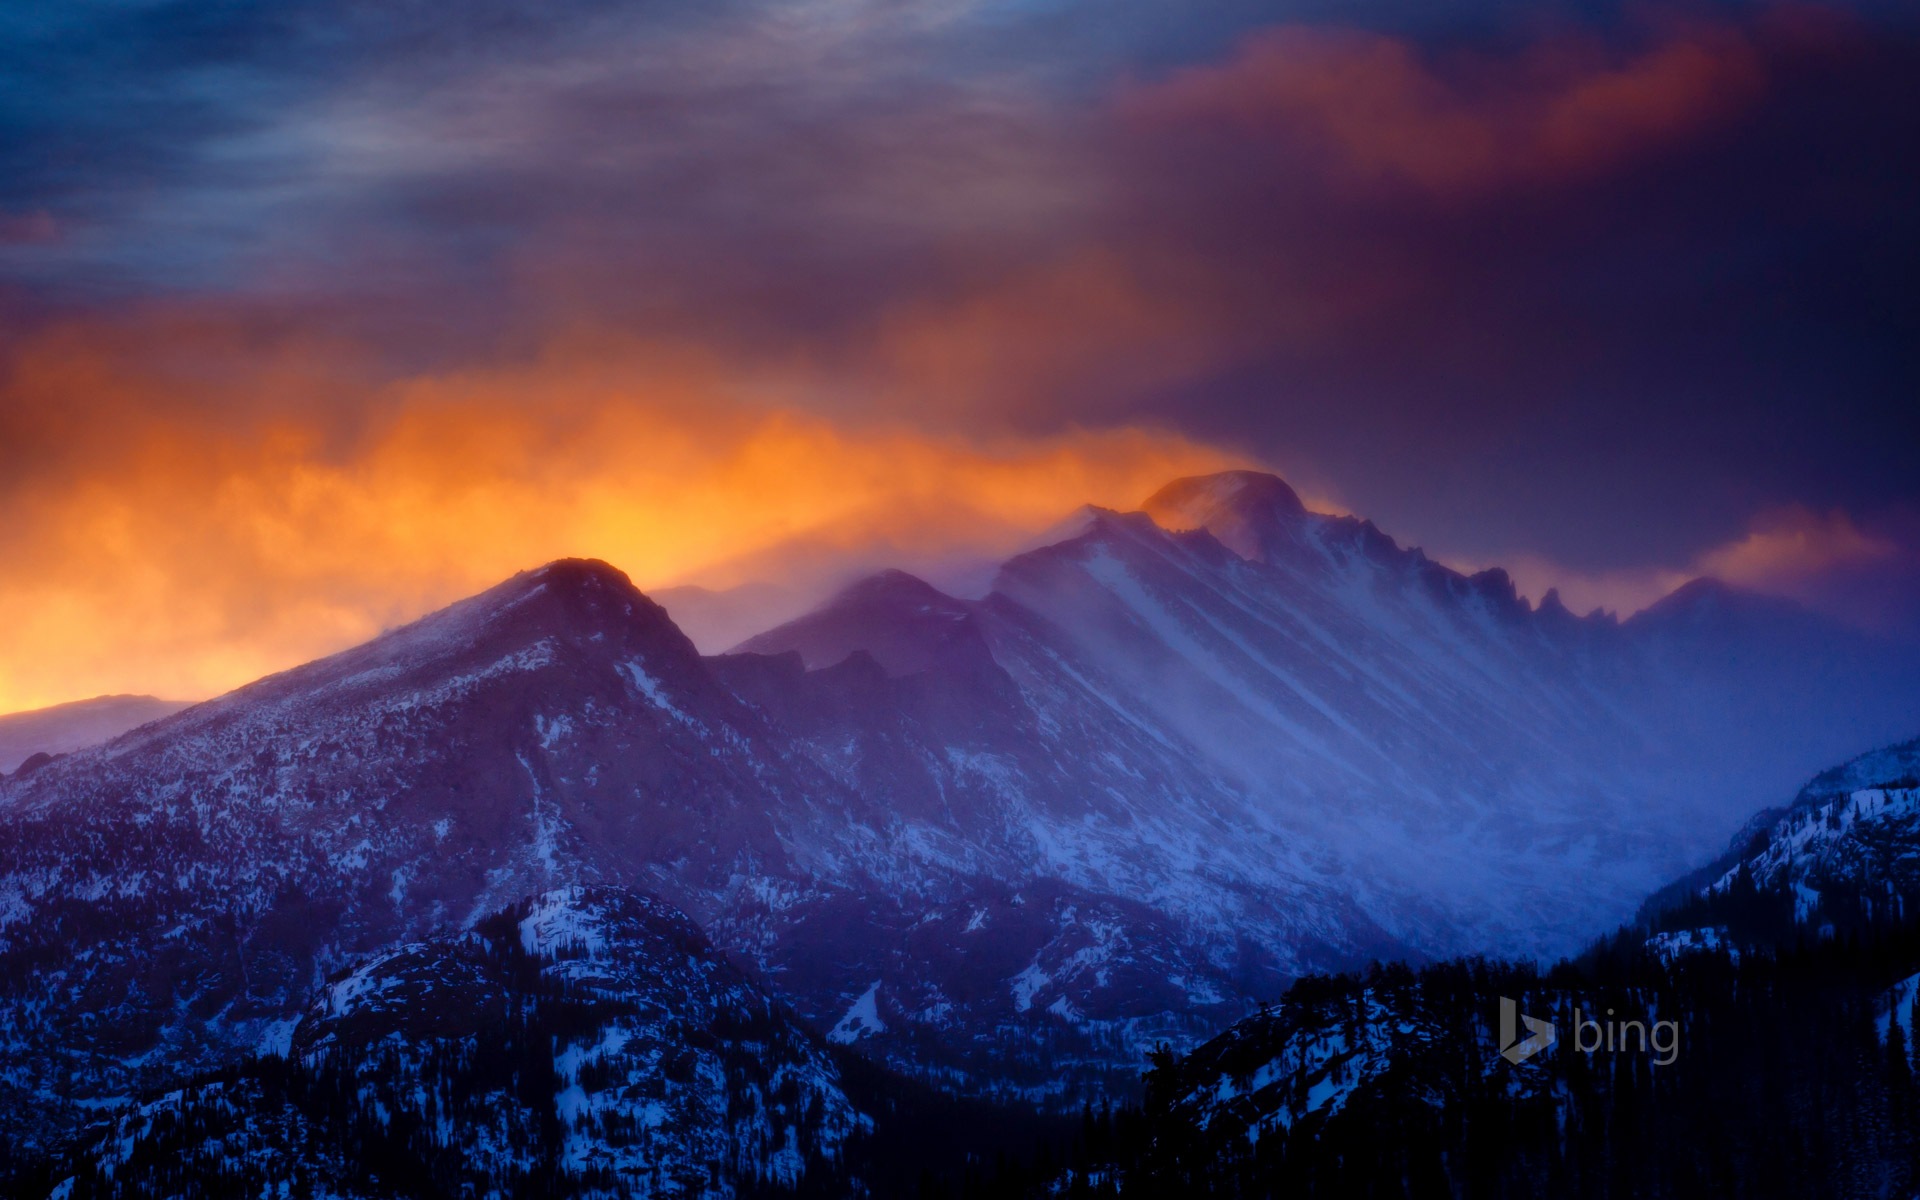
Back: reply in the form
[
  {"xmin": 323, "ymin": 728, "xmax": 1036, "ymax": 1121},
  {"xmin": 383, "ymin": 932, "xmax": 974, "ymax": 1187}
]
[{"xmin": 0, "ymin": 0, "xmax": 1916, "ymax": 710}]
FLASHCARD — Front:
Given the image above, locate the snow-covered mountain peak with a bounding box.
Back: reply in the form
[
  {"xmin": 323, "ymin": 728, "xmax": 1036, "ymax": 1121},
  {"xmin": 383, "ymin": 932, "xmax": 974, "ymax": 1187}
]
[
  {"xmin": 1141, "ymin": 469, "xmax": 1309, "ymax": 561},
  {"xmin": 1143, "ymin": 469, "xmax": 1308, "ymax": 527},
  {"xmin": 462, "ymin": 556, "xmax": 694, "ymax": 655},
  {"xmin": 4, "ymin": 560, "xmax": 724, "ymax": 799},
  {"xmin": 0, "ymin": 557, "xmax": 706, "ymax": 795},
  {"xmin": 733, "ymin": 567, "xmax": 982, "ymax": 675},
  {"xmin": 1625, "ymin": 575, "xmax": 1824, "ymax": 634},
  {"xmin": 828, "ymin": 567, "xmax": 967, "ymax": 613}
]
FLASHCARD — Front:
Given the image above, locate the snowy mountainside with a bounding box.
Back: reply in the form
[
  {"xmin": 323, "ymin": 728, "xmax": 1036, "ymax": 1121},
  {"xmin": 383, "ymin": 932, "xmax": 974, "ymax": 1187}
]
[
  {"xmin": 0, "ymin": 554, "xmax": 1322, "ymax": 1155},
  {"xmin": 0, "ymin": 560, "xmax": 840, "ymax": 1153},
  {"xmin": 1646, "ymin": 734, "xmax": 1920, "ymax": 942},
  {"xmin": 747, "ymin": 470, "xmax": 1920, "ymax": 960},
  {"xmin": 984, "ymin": 500, "xmax": 1655, "ymax": 953},
  {"xmin": 1709, "ymin": 784, "xmax": 1920, "ymax": 913},
  {"xmin": 706, "ymin": 627, "xmax": 1353, "ymax": 1101},
  {"xmin": 3, "ymin": 472, "xmax": 1919, "ymax": 1163},
  {"xmin": 41, "ymin": 885, "xmax": 865, "ymax": 1199}
]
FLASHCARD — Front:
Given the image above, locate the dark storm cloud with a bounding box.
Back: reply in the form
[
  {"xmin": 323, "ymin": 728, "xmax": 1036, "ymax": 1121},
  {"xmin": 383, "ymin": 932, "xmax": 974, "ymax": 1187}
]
[
  {"xmin": 0, "ymin": 0, "xmax": 1115, "ymax": 354},
  {"xmin": 1098, "ymin": 11, "xmax": 1920, "ymax": 576},
  {"xmin": 0, "ymin": 0, "xmax": 1915, "ymax": 630}
]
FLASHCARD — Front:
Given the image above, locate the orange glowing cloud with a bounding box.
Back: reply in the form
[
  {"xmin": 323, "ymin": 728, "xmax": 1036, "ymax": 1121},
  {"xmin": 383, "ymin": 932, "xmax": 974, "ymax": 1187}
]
[
  {"xmin": 1695, "ymin": 506, "xmax": 1900, "ymax": 589},
  {"xmin": 1121, "ymin": 19, "xmax": 1769, "ymax": 198},
  {"xmin": 0, "ymin": 314, "xmax": 1244, "ymax": 713},
  {"xmin": 861, "ymin": 250, "xmax": 1236, "ymax": 420},
  {"xmin": 1493, "ymin": 505, "xmax": 1907, "ymax": 623}
]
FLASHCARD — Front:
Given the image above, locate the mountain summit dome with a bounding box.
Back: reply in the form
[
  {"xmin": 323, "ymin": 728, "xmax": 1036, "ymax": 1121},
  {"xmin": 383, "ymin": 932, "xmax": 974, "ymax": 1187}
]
[{"xmin": 1141, "ymin": 470, "xmax": 1310, "ymax": 560}]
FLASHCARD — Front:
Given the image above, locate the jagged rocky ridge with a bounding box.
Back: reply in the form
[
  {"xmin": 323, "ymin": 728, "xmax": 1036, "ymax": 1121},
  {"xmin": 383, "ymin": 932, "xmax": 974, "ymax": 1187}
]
[{"xmin": 2, "ymin": 470, "xmax": 1918, "ymax": 1159}]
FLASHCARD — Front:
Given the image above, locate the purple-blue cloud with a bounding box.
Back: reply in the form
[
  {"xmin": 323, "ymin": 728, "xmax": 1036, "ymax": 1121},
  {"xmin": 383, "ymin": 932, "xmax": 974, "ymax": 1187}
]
[{"xmin": 0, "ymin": 0, "xmax": 1915, "ymax": 696}]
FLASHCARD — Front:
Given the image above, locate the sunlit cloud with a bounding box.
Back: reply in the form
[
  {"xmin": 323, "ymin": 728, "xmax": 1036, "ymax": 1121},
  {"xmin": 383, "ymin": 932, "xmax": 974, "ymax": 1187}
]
[
  {"xmin": 1492, "ymin": 505, "xmax": 1918, "ymax": 630},
  {"xmin": 1695, "ymin": 505, "xmax": 1900, "ymax": 588},
  {"xmin": 0, "ymin": 313, "xmax": 1242, "ymax": 712},
  {"xmin": 0, "ymin": 0, "xmax": 1914, "ymax": 709}
]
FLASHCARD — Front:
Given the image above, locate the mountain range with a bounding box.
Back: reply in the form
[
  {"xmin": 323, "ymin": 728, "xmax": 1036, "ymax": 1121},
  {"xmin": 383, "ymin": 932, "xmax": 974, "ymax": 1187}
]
[
  {"xmin": 4, "ymin": 469, "xmax": 1919, "ymax": 1189},
  {"xmin": 29, "ymin": 732, "xmax": 1920, "ymax": 1198}
]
